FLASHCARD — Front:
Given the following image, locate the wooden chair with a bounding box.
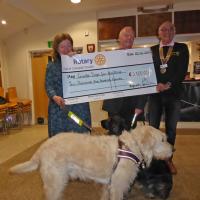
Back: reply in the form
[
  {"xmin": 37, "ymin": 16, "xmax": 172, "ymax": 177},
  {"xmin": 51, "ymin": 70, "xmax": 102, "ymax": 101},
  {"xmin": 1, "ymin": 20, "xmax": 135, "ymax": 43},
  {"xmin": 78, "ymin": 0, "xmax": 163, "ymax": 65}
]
[
  {"xmin": 6, "ymin": 102, "xmax": 23, "ymax": 129},
  {"xmin": 0, "ymin": 87, "xmax": 8, "ymax": 134},
  {"xmin": 7, "ymin": 87, "xmax": 32, "ymax": 126},
  {"xmin": 0, "ymin": 104, "xmax": 8, "ymax": 134},
  {"xmin": 0, "ymin": 87, "xmax": 23, "ymax": 131}
]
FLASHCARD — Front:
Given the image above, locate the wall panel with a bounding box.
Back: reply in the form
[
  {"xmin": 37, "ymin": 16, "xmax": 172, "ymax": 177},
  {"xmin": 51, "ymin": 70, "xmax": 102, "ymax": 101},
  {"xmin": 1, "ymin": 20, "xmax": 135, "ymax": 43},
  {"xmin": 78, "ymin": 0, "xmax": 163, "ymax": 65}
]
[
  {"xmin": 138, "ymin": 12, "xmax": 172, "ymax": 37},
  {"xmin": 175, "ymin": 10, "xmax": 200, "ymax": 34},
  {"xmin": 98, "ymin": 16, "xmax": 136, "ymax": 40}
]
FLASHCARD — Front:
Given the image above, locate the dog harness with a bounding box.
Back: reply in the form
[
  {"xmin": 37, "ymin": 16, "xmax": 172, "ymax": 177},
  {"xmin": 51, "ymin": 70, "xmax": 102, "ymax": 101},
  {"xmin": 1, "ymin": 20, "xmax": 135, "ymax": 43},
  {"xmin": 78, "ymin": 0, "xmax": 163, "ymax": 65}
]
[
  {"xmin": 113, "ymin": 139, "xmax": 146, "ymax": 171},
  {"xmin": 108, "ymin": 139, "xmax": 146, "ymax": 200}
]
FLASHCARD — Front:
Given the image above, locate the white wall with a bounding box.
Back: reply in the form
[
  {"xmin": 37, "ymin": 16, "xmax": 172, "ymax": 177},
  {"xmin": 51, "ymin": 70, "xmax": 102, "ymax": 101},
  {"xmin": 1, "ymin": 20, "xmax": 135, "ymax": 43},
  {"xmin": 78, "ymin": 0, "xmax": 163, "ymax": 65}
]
[
  {"xmin": 2, "ymin": 12, "xmax": 102, "ymax": 126},
  {"xmin": 4, "ymin": 12, "xmax": 98, "ymax": 98}
]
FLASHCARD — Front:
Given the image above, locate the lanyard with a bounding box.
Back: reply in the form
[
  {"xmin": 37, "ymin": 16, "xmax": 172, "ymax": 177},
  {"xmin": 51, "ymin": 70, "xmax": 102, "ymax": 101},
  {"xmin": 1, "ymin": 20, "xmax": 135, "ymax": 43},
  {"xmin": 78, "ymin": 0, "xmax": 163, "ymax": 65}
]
[{"xmin": 159, "ymin": 46, "xmax": 173, "ymax": 65}]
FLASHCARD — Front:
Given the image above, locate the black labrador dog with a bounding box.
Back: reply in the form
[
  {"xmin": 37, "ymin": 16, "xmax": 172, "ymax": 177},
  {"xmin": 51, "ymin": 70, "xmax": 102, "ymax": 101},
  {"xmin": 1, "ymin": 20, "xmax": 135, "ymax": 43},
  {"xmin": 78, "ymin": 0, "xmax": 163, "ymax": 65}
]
[
  {"xmin": 101, "ymin": 115, "xmax": 173, "ymax": 199},
  {"xmin": 101, "ymin": 115, "xmax": 129, "ymax": 136}
]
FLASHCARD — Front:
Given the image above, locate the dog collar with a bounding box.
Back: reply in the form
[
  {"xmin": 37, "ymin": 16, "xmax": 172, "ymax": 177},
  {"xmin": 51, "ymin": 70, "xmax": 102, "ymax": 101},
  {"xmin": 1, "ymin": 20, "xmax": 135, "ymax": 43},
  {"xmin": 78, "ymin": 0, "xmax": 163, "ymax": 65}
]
[{"xmin": 117, "ymin": 140, "xmax": 146, "ymax": 169}]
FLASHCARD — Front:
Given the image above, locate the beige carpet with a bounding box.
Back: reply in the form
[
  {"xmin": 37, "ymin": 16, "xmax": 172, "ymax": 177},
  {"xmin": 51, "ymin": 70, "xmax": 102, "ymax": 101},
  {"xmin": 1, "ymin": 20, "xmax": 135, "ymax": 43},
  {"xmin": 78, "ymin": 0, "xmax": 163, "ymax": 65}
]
[
  {"xmin": 0, "ymin": 129, "xmax": 200, "ymax": 200},
  {"xmin": 0, "ymin": 125, "xmax": 48, "ymax": 164}
]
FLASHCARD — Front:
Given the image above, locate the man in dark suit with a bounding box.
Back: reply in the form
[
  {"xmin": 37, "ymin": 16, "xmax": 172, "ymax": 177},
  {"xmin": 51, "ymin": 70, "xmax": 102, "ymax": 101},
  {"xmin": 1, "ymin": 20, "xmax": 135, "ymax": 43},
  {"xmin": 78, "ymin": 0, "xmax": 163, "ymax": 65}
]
[
  {"xmin": 149, "ymin": 21, "xmax": 189, "ymax": 174},
  {"xmin": 102, "ymin": 26, "xmax": 147, "ymax": 131}
]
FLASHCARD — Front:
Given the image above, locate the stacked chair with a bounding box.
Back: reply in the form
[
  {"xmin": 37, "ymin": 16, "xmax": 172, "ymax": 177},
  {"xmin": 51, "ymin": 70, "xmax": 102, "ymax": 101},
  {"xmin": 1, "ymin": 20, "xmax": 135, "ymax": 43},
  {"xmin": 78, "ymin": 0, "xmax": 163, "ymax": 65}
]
[
  {"xmin": 0, "ymin": 87, "xmax": 8, "ymax": 134},
  {"xmin": 6, "ymin": 101, "xmax": 23, "ymax": 129},
  {"xmin": 6, "ymin": 87, "xmax": 32, "ymax": 126},
  {"xmin": 0, "ymin": 86, "xmax": 32, "ymax": 134}
]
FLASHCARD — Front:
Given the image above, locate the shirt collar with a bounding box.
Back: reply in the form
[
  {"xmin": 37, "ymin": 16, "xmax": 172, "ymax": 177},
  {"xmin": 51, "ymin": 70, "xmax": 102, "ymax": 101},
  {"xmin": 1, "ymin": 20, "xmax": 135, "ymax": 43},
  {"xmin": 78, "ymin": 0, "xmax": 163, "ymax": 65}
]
[{"xmin": 160, "ymin": 40, "xmax": 174, "ymax": 48}]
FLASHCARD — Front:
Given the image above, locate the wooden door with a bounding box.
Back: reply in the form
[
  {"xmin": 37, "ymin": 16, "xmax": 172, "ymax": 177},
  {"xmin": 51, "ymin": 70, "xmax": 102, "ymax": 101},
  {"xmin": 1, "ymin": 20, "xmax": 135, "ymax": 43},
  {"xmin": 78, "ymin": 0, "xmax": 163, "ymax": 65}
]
[{"xmin": 31, "ymin": 52, "xmax": 52, "ymax": 123}]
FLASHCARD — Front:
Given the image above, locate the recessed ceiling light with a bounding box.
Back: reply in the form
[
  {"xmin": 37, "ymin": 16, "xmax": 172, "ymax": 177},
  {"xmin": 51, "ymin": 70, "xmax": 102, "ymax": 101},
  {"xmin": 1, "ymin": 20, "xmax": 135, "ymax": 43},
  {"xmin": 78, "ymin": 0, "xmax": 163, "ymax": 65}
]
[
  {"xmin": 1, "ymin": 20, "xmax": 7, "ymax": 25},
  {"xmin": 70, "ymin": 0, "xmax": 81, "ymax": 4}
]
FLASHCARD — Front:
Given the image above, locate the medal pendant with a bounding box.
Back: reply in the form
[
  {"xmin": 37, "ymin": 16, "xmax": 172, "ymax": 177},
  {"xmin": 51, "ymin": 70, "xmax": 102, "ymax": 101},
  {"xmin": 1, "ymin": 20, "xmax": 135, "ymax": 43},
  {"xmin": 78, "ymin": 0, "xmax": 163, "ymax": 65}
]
[
  {"xmin": 160, "ymin": 64, "xmax": 168, "ymax": 69},
  {"xmin": 160, "ymin": 68, "xmax": 166, "ymax": 74}
]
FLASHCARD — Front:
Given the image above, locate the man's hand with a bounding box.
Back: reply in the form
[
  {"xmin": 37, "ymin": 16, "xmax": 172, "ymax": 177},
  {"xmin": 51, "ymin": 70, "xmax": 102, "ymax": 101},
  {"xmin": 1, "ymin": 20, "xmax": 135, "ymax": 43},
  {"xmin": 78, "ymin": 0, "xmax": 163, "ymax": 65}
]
[
  {"xmin": 156, "ymin": 82, "xmax": 171, "ymax": 92},
  {"xmin": 134, "ymin": 108, "xmax": 143, "ymax": 115}
]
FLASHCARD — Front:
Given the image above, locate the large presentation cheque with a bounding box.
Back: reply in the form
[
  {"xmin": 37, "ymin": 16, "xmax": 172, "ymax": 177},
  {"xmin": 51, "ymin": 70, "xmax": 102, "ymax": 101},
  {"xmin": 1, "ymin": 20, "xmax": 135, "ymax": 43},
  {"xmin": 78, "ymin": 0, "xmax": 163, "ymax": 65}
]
[{"xmin": 61, "ymin": 48, "xmax": 157, "ymax": 105}]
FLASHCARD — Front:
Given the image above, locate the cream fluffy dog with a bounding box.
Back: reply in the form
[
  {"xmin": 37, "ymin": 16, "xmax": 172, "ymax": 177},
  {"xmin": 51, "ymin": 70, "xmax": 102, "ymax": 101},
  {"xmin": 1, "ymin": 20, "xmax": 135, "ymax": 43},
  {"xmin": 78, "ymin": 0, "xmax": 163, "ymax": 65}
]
[{"xmin": 9, "ymin": 126, "xmax": 172, "ymax": 200}]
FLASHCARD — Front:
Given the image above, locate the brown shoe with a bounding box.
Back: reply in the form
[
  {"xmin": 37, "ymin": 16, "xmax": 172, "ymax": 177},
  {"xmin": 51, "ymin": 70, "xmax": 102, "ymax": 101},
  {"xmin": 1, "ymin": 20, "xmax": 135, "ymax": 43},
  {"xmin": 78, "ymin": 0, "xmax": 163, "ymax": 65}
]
[{"xmin": 166, "ymin": 160, "xmax": 177, "ymax": 175}]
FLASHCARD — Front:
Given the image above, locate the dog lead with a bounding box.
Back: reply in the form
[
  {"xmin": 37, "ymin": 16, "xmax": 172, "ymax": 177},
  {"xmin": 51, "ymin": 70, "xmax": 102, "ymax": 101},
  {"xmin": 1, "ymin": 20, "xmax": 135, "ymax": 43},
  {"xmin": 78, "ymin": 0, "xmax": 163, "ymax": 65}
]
[{"xmin": 62, "ymin": 106, "xmax": 92, "ymax": 132}]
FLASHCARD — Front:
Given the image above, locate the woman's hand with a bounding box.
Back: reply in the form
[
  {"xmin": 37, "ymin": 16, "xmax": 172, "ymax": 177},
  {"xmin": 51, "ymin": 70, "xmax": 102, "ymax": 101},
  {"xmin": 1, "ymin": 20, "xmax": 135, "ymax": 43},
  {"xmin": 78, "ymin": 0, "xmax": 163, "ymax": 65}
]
[{"xmin": 52, "ymin": 95, "xmax": 65, "ymax": 107}]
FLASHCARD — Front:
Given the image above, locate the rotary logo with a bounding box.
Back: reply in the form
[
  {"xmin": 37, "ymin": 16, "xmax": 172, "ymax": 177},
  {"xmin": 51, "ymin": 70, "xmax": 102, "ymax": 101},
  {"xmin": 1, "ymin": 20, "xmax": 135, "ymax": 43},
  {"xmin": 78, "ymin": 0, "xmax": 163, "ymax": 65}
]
[{"xmin": 94, "ymin": 54, "xmax": 106, "ymax": 66}]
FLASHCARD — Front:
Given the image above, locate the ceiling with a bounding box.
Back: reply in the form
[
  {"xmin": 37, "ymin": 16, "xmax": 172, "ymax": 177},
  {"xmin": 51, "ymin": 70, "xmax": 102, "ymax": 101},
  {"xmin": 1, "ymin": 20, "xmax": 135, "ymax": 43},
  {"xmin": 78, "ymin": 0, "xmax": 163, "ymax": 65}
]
[{"xmin": 0, "ymin": 0, "xmax": 195, "ymax": 41}]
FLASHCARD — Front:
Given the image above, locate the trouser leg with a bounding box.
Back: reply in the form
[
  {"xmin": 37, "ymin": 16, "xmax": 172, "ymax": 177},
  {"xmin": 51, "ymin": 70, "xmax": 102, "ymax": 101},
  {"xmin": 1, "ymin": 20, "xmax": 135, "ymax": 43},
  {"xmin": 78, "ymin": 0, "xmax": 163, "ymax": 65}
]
[
  {"xmin": 164, "ymin": 97, "xmax": 180, "ymax": 175},
  {"xmin": 164, "ymin": 99, "xmax": 181, "ymax": 146},
  {"xmin": 148, "ymin": 95, "xmax": 163, "ymax": 129}
]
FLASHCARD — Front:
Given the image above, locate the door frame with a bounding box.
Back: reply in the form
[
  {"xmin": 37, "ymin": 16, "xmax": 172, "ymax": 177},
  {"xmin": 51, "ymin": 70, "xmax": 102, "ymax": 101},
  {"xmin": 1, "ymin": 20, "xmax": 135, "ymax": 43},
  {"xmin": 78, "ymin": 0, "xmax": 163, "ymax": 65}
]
[{"xmin": 27, "ymin": 48, "xmax": 52, "ymax": 124}]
